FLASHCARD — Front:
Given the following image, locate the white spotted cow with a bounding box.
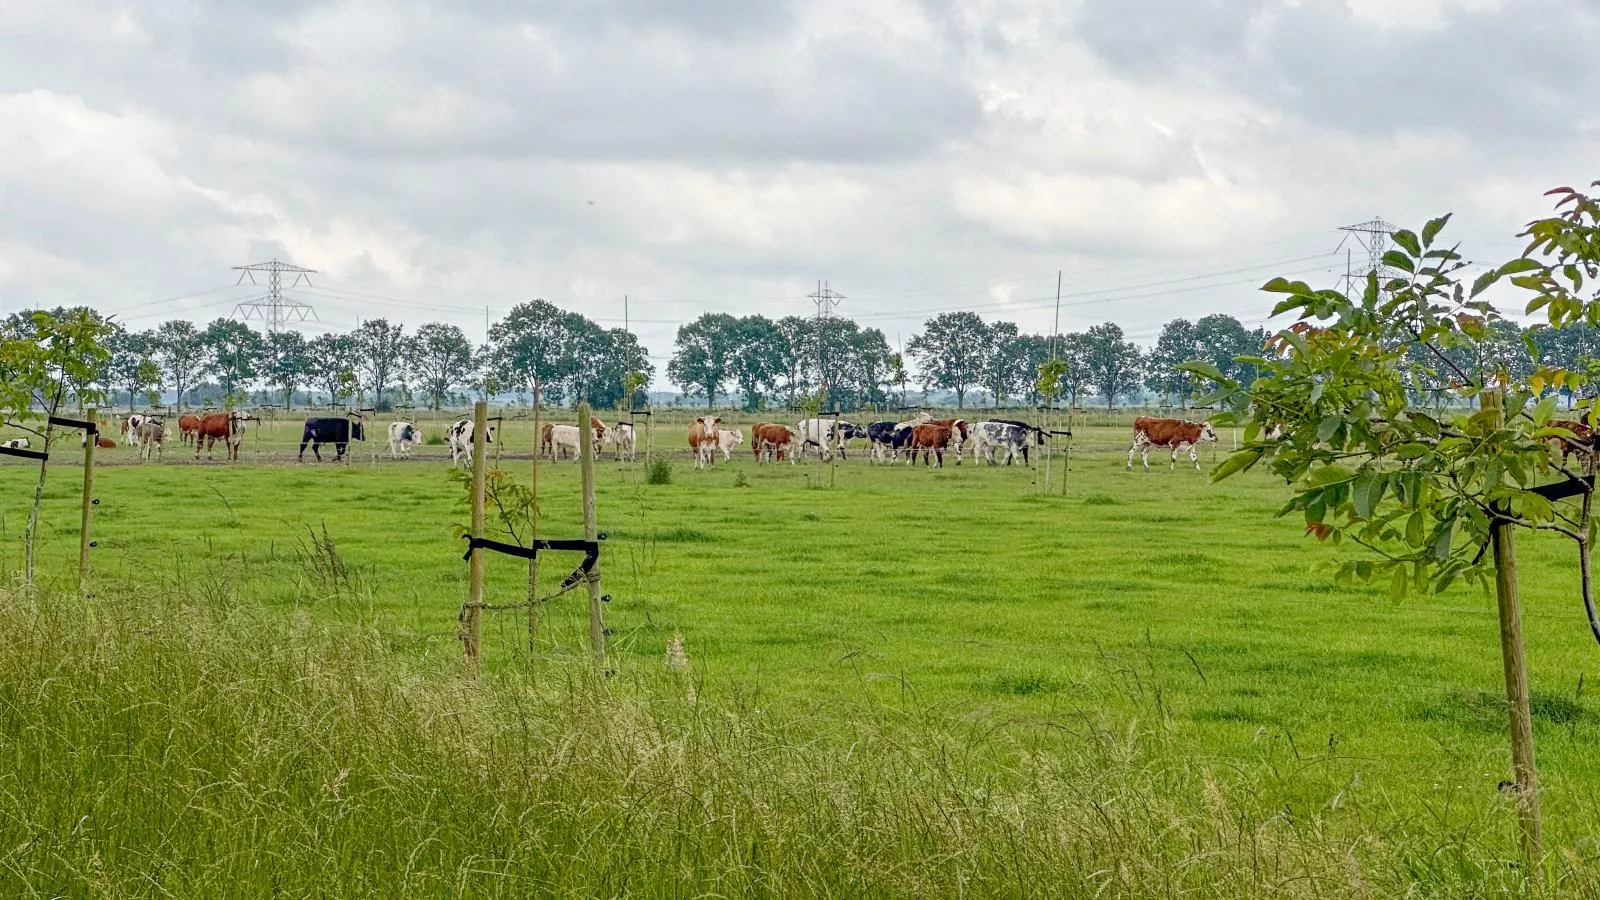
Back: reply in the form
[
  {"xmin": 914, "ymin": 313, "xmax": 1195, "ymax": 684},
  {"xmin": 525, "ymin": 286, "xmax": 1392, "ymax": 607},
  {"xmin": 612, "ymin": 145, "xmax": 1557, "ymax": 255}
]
[
  {"xmin": 448, "ymin": 419, "xmax": 497, "ymax": 468},
  {"xmin": 387, "ymin": 421, "xmax": 422, "ymax": 459},
  {"xmin": 687, "ymin": 415, "xmax": 722, "ymax": 469},
  {"xmin": 973, "ymin": 421, "xmax": 1033, "ymax": 466},
  {"xmin": 715, "ymin": 428, "xmax": 744, "ymax": 461},
  {"xmin": 1, "ymin": 437, "xmax": 29, "ymax": 451},
  {"xmin": 613, "ymin": 422, "xmax": 637, "ymax": 461}
]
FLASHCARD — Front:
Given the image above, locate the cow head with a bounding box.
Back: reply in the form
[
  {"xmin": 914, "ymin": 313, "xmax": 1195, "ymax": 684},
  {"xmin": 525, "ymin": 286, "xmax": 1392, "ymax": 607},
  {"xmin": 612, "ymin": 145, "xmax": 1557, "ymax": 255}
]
[
  {"xmin": 351, "ymin": 421, "xmax": 366, "ymax": 442},
  {"xmin": 1199, "ymin": 422, "xmax": 1219, "ymax": 443},
  {"xmin": 484, "ymin": 423, "xmax": 497, "ymax": 443}
]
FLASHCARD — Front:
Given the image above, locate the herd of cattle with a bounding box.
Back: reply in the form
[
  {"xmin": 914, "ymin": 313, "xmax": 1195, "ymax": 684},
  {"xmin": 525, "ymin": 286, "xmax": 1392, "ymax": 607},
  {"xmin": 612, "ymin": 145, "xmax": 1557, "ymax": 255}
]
[{"xmin": 0, "ymin": 410, "xmax": 1225, "ymax": 472}]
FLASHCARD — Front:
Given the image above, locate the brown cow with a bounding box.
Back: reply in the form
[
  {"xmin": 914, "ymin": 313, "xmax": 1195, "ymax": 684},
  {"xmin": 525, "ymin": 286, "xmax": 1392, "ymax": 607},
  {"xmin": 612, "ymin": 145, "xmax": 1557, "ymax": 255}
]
[
  {"xmin": 1128, "ymin": 416, "xmax": 1218, "ymax": 471},
  {"xmin": 178, "ymin": 413, "xmax": 202, "ymax": 445},
  {"xmin": 751, "ymin": 423, "xmax": 798, "ymax": 464},
  {"xmin": 195, "ymin": 411, "xmax": 249, "ymax": 461},
  {"xmin": 687, "ymin": 415, "xmax": 722, "ymax": 469},
  {"xmin": 927, "ymin": 418, "xmax": 970, "ymax": 464},
  {"xmin": 910, "ymin": 423, "xmax": 954, "ymax": 467},
  {"xmin": 1547, "ymin": 418, "xmax": 1595, "ymax": 467},
  {"xmin": 138, "ymin": 421, "xmax": 165, "ymax": 461}
]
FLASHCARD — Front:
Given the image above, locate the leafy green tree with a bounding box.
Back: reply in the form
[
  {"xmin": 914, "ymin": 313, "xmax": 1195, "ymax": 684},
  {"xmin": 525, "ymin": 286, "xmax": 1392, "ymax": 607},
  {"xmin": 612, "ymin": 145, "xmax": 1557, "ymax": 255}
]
[
  {"xmin": 979, "ymin": 321, "xmax": 1024, "ymax": 407},
  {"xmin": 1081, "ymin": 322, "xmax": 1144, "ymax": 409},
  {"xmin": 264, "ymin": 330, "xmax": 312, "ymax": 409},
  {"xmin": 729, "ymin": 315, "xmax": 786, "ymax": 410},
  {"xmin": 152, "ymin": 320, "xmax": 205, "ymax": 409},
  {"xmin": 308, "ymin": 333, "xmax": 358, "ymax": 406},
  {"xmin": 491, "ymin": 300, "xmax": 579, "ymax": 402},
  {"xmin": 887, "ymin": 352, "xmax": 910, "ymax": 408},
  {"xmin": 105, "ymin": 326, "xmax": 159, "ymax": 412},
  {"xmin": 667, "ymin": 313, "xmax": 739, "ymax": 408},
  {"xmin": 568, "ymin": 321, "xmax": 652, "ymax": 409},
  {"xmin": 353, "ymin": 318, "xmax": 406, "ymax": 408},
  {"xmin": 1146, "ymin": 318, "xmax": 1198, "ymax": 405},
  {"xmin": 407, "ymin": 322, "xmax": 475, "ymax": 410},
  {"xmin": 1014, "ymin": 334, "xmax": 1055, "ymax": 406},
  {"xmin": 201, "ymin": 318, "xmax": 267, "ymax": 403},
  {"xmin": 0, "ymin": 308, "xmax": 114, "ymax": 582},
  {"xmin": 774, "ymin": 316, "xmax": 813, "ymax": 405},
  {"xmin": 907, "ymin": 311, "xmax": 990, "ymax": 409}
]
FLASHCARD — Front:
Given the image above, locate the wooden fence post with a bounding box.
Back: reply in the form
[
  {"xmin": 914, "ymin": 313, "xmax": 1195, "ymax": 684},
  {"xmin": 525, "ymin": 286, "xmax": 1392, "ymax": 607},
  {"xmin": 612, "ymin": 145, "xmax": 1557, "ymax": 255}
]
[
  {"xmin": 462, "ymin": 399, "xmax": 487, "ymax": 668},
  {"xmin": 78, "ymin": 407, "xmax": 97, "ymax": 595},
  {"xmin": 578, "ymin": 401, "xmax": 608, "ymax": 672},
  {"xmin": 527, "ymin": 380, "xmax": 542, "ymax": 662}
]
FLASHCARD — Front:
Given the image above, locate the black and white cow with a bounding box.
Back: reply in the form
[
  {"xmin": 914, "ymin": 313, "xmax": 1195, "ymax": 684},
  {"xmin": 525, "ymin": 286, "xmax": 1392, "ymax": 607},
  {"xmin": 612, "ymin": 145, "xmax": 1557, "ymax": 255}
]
[
  {"xmin": 448, "ymin": 419, "xmax": 497, "ymax": 467},
  {"xmin": 387, "ymin": 421, "xmax": 421, "ymax": 459},
  {"xmin": 0, "ymin": 437, "xmax": 29, "ymax": 451},
  {"xmin": 796, "ymin": 418, "xmax": 866, "ymax": 461},
  {"xmin": 974, "ymin": 421, "xmax": 1033, "ymax": 466},
  {"xmin": 299, "ymin": 416, "xmax": 365, "ymax": 462}
]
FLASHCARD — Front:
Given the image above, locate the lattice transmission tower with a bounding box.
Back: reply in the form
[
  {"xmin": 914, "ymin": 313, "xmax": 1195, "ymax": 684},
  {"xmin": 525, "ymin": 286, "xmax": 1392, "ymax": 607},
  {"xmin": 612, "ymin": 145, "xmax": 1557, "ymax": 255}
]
[
  {"xmin": 808, "ymin": 280, "xmax": 845, "ymax": 403},
  {"xmin": 1336, "ymin": 217, "xmax": 1397, "ymax": 298},
  {"xmin": 232, "ymin": 258, "xmax": 318, "ymax": 331}
]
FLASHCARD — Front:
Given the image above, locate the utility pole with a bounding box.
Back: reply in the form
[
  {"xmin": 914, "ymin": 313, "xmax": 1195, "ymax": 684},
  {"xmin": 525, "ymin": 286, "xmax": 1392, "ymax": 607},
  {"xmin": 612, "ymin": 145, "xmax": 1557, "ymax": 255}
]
[
  {"xmin": 1051, "ymin": 269, "xmax": 1063, "ymax": 359},
  {"xmin": 808, "ymin": 280, "xmax": 845, "ymax": 406},
  {"xmin": 233, "ymin": 258, "xmax": 317, "ymax": 332},
  {"xmin": 624, "ymin": 294, "xmax": 629, "ymax": 334}
]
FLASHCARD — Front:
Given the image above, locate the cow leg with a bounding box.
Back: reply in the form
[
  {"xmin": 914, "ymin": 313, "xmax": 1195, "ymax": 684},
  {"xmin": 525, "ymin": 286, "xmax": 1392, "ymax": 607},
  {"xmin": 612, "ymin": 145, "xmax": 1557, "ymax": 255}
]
[
  {"xmin": 1190, "ymin": 445, "xmax": 1201, "ymax": 471},
  {"xmin": 1127, "ymin": 443, "xmax": 1137, "ymax": 469}
]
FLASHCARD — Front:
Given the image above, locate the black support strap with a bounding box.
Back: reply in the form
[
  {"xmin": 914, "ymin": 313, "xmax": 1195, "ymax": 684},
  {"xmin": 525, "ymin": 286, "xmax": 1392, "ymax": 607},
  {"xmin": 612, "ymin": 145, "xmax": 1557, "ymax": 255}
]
[
  {"xmin": 461, "ymin": 535, "xmax": 603, "ymax": 588},
  {"xmin": 0, "ymin": 446, "xmax": 47, "ymax": 461},
  {"xmin": 1530, "ymin": 475, "xmax": 1595, "ymax": 501},
  {"xmin": 49, "ymin": 415, "xmax": 97, "ymax": 435}
]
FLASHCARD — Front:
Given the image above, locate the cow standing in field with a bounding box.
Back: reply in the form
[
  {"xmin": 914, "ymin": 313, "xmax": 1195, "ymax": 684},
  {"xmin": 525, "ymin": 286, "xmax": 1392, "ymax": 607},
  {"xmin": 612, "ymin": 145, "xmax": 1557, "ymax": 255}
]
[
  {"xmin": 867, "ymin": 412, "xmax": 933, "ymax": 463},
  {"xmin": 178, "ymin": 414, "xmax": 201, "ymax": 446},
  {"xmin": 796, "ymin": 418, "xmax": 865, "ymax": 461},
  {"xmin": 546, "ymin": 424, "xmax": 588, "ymax": 461},
  {"xmin": 751, "ymin": 423, "xmax": 798, "ymax": 464},
  {"xmin": 927, "ymin": 419, "xmax": 971, "ymax": 464},
  {"xmin": 448, "ymin": 419, "xmax": 496, "ymax": 468},
  {"xmin": 614, "ymin": 422, "xmax": 637, "ymax": 461},
  {"xmin": 688, "ymin": 415, "xmax": 722, "ymax": 469},
  {"xmin": 1128, "ymin": 416, "xmax": 1218, "ymax": 471},
  {"xmin": 138, "ymin": 421, "xmax": 166, "ymax": 461},
  {"xmin": 387, "ymin": 421, "xmax": 421, "ymax": 459},
  {"xmin": 122, "ymin": 414, "xmax": 151, "ymax": 452},
  {"xmin": 300, "ymin": 416, "xmax": 364, "ymax": 462},
  {"xmin": 715, "ymin": 428, "xmax": 744, "ymax": 461},
  {"xmin": 910, "ymin": 423, "xmax": 954, "ymax": 467},
  {"xmin": 196, "ymin": 412, "xmax": 249, "ymax": 461},
  {"xmin": 973, "ymin": 421, "xmax": 1034, "ymax": 466}
]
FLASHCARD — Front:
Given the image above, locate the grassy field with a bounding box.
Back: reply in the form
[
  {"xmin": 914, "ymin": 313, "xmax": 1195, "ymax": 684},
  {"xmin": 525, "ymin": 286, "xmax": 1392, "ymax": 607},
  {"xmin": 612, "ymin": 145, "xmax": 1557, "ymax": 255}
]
[{"xmin": 5, "ymin": 408, "xmax": 1600, "ymax": 895}]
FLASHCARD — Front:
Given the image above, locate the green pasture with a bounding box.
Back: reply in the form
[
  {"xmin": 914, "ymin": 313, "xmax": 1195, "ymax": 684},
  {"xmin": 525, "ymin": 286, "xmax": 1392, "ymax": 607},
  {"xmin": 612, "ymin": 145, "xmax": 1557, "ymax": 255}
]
[{"xmin": 5, "ymin": 409, "xmax": 1600, "ymax": 895}]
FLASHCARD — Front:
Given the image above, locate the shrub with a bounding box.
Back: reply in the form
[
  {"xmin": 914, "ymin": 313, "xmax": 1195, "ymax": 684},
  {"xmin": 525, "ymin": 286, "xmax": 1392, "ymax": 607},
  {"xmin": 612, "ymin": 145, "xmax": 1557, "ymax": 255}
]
[{"xmin": 646, "ymin": 456, "xmax": 672, "ymax": 485}]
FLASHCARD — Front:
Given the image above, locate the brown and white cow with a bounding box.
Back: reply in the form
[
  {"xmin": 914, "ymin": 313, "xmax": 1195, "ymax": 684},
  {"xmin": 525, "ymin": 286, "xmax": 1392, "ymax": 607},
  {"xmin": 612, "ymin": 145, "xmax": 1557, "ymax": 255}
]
[
  {"xmin": 910, "ymin": 423, "xmax": 954, "ymax": 467},
  {"xmin": 1128, "ymin": 416, "xmax": 1218, "ymax": 471},
  {"xmin": 927, "ymin": 418, "xmax": 970, "ymax": 464},
  {"xmin": 1546, "ymin": 418, "xmax": 1595, "ymax": 467},
  {"xmin": 751, "ymin": 422, "xmax": 798, "ymax": 464},
  {"xmin": 138, "ymin": 420, "xmax": 166, "ymax": 461},
  {"xmin": 178, "ymin": 414, "xmax": 202, "ymax": 446},
  {"xmin": 195, "ymin": 411, "xmax": 248, "ymax": 461},
  {"xmin": 688, "ymin": 415, "xmax": 722, "ymax": 469}
]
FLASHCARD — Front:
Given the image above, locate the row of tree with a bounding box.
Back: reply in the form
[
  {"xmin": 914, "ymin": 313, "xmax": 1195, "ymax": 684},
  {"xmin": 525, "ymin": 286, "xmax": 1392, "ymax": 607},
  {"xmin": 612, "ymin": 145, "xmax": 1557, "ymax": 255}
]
[{"xmin": 17, "ymin": 300, "xmax": 656, "ymax": 412}]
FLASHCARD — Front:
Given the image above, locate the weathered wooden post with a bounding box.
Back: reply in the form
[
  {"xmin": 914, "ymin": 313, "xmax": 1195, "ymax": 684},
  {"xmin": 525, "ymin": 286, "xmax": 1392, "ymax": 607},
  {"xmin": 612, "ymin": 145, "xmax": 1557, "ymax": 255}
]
[
  {"xmin": 1481, "ymin": 389, "xmax": 1542, "ymax": 866},
  {"xmin": 577, "ymin": 402, "xmax": 608, "ymax": 671},
  {"xmin": 78, "ymin": 408, "xmax": 97, "ymax": 595},
  {"xmin": 462, "ymin": 399, "xmax": 488, "ymax": 668}
]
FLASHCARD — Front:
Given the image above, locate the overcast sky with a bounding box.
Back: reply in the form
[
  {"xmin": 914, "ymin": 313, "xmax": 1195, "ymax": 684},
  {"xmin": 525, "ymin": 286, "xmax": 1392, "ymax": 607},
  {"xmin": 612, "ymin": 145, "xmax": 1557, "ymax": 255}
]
[{"xmin": 3, "ymin": 0, "xmax": 1596, "ymax": 385}]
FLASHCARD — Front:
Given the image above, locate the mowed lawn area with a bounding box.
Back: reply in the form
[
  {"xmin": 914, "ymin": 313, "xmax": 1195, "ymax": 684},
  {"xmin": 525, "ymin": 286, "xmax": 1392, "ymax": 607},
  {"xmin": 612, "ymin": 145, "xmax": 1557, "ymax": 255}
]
[{"xmin": 6, "ymin": 413, "xmax": 1600, "ymax": 853}]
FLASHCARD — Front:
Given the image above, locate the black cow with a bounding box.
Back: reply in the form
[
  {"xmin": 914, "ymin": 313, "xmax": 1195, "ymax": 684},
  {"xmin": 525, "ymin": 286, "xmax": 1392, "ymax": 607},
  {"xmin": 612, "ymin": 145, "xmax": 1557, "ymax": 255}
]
[
  {"xmin": 299, "ymin": 416, "xmax": 366, "ymax": 461},
  {"xmin": 866, "ymin": 421, "xmax": 898, "ymax": 462}
]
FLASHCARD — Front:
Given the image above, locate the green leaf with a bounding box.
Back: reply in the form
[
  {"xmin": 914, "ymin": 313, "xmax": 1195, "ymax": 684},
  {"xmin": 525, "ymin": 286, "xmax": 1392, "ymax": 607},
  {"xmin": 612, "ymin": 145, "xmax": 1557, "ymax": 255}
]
[
  {"xmin": 1180, "ymin": 360, "xmax": 1226, "ymax": 382},
  {"xmin": 1421, "ymin": 214, "xmax": 1451, "ymax": 248},
  {"xmin": 1381, "ymin": 250, "xmax": 1416, "ymax": 273},
  {"xmin": 1406, "ymin": 510, "xmax": 1424, "ymax": 544},
  {"xmin": 1393, "ymin": 442, "xmax": 1430, "ymax": 460},
  {"xmin": 1316, "ymin": 414, "xmax": 1343, "ymax": 443},
  {"xmin": 1352, "ymin": 471, "xmax": 1388, "ymax": 519},
  {"xmin": 1471, "ymin": 270, "xmax": 1501, "ymax": 298},
  {"xmin": 1498, "ymin": 257, "xmax": 1543, "ymax": 277},
  {"xmin": 1432, "ymin": 520, "xmax": 1454, "ymax": 560},
  {"xmin": 1532, "ymin": 394, "xmax": 1559, "ymax": 425},
  {"xmin": 1391, "ymin": 229, "xmax": 1421, "ymax": 257},
  {"xmin": 1211, "ymin": 448, "xmax": 1263, "ymax": 482},
  {"xmin": 1261, "ymin": 277, "xmax": 1306, "ymax": 294},
  {"xmin": 1387, "ymin": 566, "xmax": 1409, "ymax": 601}
]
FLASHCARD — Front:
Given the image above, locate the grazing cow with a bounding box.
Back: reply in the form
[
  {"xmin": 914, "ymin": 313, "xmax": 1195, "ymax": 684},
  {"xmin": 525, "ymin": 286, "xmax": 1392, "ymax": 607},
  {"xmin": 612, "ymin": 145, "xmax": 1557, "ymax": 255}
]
[
  {"xmin": 178, "ymin": 414, "xmax": 201, "ymax": 446},
  {"xmin": 974, "ymin": 421, "xmax": 1033, "ymax": 466},
  {"xmin": 688, "ymin": 415, "xmax": 722, "ymax": 469},
  {"xmin": 138, "ymin": 421, "xmax": 165, "ymax": 461},
  {"xmin": 751, "ymin": 422, "xmax": 798, "ymax": 464},
  {"xmin": 387, "ymin": 421, "xmax": 422, "ymax": 459},
  {"xmin": 1, "ymin": 438, "xmax": 29, "ymax": 451},
  {"xmin": 447, "ymin": 419, "xmax": 496, "ymax": 467},
  {"xmin": 196, "ymin": 412, "xmax": 249, "ymax": 461},
  {"xmin": 1128, "ymin": 416, "xmax": 1219, "ymax": 471},
  {"xmin": 910, "ymin": 423, "xmax": 954, "ymax": 467},
  {"xmin": 614, "ymin": 422, "xmax": 637, "ymax": 461},
  {"xmin": 1547, "ymin": 418, "xmax": 1595, "ymax": 467},
  {"xmin": 715, "ymin": 428, "xmax": 744, "ymax": 461},
  {"xmin": 299, "ymin": 416, "xmax": 364, "ymax": 462}
]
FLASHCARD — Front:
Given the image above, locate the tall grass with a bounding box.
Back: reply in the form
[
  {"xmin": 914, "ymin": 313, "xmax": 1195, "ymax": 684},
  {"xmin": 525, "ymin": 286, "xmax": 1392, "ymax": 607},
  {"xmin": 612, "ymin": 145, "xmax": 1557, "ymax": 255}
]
[{"xmin": 4, "ymin": 583, "xmax": 1593, "ymax": 897}]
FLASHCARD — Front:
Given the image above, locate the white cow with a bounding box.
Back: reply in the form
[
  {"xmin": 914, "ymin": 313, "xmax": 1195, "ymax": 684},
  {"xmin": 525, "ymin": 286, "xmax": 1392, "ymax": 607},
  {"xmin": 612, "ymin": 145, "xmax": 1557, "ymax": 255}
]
[
  {"xmin": 714, "ymin": 428, "xmax": 744, "ymax": 461},
  {"xmin": 1, "ymin": 437, "xmax": 29, "ymax": 451},
  {"xmin": 973, "ymin": 421, "xmax": 1031, "ymax": 466},
  {"xmin": 447, "ymin": 419, "xmax": 497, "ymax": 468},
  {"xmin": 547, "ymin": 423, "xmax": 588, "ymax": 461},
  {"xmin": 613, "ymin": 422, "xmax": 637, "ymax": 461},
  {"xmin": 122, "ymin": 414, "xmax": 150, "ymax": 453},
  {"xmin": 387, "ymin": 421, "xmax": 422, "ymax": 459},
  {"xmin": 796, "ymin": 418, "xmax": 866, "ymax": 462}
]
